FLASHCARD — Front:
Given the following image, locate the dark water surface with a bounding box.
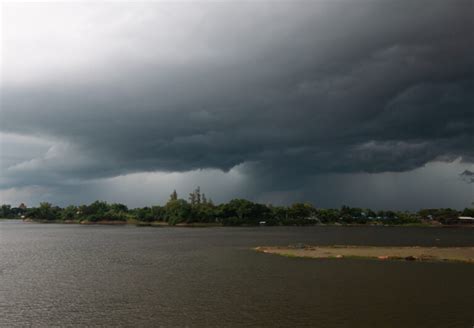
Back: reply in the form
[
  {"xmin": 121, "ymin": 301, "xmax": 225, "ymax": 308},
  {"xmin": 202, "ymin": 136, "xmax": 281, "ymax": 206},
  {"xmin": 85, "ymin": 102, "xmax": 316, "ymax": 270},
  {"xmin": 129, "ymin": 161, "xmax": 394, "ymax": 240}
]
[{"xmin": 1, "ymin": 221, "xmax": 473, "ymax": 327}]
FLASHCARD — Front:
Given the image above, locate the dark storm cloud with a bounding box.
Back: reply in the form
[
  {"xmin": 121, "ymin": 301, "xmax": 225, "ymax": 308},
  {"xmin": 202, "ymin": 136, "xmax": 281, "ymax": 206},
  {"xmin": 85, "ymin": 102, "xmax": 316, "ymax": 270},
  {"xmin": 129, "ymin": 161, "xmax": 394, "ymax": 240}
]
[
  {"xmin": 1, "ymin": 1, "xmax": 473, "ymax": 191},
  {"xmin": 460, "ymin": 170, "xmax": 474, "ymax": 183}
]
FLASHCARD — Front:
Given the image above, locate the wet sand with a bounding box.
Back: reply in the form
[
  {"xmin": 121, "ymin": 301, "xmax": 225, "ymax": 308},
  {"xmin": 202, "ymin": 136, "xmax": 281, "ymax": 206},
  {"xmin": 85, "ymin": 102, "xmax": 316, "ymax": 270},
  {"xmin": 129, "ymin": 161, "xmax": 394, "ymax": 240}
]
[{"xmin": 255, "ymin": 245, "xmax": 474, "ymax": 263}]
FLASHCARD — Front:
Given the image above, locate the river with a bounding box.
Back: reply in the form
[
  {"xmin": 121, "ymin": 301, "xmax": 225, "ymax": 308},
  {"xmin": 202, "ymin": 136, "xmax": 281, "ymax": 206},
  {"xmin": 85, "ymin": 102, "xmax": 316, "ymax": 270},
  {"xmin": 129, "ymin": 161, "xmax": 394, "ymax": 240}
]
[{"xmin": 0, "ymin": 220, "xmax": 473, "ymax": 327}]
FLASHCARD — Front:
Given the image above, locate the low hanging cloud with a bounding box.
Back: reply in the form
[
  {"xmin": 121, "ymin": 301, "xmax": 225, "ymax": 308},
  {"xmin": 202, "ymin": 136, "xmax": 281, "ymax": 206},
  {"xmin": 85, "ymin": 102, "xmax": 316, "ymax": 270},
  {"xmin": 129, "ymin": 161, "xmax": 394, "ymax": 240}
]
[
  {"xmin": 460, "ymin": 170, "xmax": 474, "ymax": 184},
  {"xmin": 1, "ymin": 1, "xmax": 473, "ymax": 207}
]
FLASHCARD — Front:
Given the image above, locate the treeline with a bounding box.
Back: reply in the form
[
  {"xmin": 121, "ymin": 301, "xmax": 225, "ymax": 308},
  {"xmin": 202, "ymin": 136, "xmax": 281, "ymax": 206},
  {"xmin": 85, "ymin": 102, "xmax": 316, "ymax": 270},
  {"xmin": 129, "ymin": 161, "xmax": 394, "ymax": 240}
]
[{"xmin": 1, "ymin": 187, "xmax": 473, "ymax": 226}]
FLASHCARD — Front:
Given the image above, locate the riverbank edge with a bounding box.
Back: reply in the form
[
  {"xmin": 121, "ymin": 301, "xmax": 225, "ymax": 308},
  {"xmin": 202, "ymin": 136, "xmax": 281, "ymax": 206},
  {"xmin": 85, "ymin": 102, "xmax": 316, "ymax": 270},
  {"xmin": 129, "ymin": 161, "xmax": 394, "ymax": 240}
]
[
  {"xmin": 4, "ymin": 218, "xmax": 472, "ymax": 228},
  {"xmin": 17, "ymin": 218, "xmax": 222, "ymax": 227}
]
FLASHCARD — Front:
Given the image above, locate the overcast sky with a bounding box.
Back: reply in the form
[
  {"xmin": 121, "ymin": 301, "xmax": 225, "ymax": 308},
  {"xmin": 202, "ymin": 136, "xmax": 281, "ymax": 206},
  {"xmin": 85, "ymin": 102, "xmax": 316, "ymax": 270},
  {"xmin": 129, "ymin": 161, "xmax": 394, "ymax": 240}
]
[{"xmin": 1, "ymin": 1, "xmax": 473, "ymax": 210}]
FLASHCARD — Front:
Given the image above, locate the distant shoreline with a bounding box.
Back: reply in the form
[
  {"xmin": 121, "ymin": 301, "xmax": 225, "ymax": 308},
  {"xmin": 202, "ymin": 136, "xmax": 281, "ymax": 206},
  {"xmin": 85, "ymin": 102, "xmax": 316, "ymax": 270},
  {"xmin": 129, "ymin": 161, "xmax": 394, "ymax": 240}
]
[
  {"xmin": 9, "ymin": 218, "xmax": 473, "ymax": 228},
  {"xmin": 3, "ymin": 198, "xmax": 473, "ymax": 227},
  {"xmin": 18, "ymin": 218, "xmax": 223, "ymax": 227},
  {"xmin": 255, "ymin": 245, "xmax": 474, "ymax": 263}
]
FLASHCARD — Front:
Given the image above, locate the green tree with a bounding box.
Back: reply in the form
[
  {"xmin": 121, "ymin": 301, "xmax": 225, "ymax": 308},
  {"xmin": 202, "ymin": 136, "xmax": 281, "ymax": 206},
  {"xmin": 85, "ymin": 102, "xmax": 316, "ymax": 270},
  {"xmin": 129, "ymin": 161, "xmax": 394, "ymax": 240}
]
[
  {"xmin": 188, "ymin": 186, "xmax": 202, "ymax": 205},
  {"xmin": 170, "ymin": 190, "xmax": 178, "ymax": 201},
  {"xmin": 0, "ymin": 204, "xmax": 12, "ymax": 218},
  {"xmin": 61, "ymin": 205, "xmax": 78, "ymax": 221},
  {"xmin": 165, "ymin": 199, "xmax": 191, "ymax": 225},
  {"xmin": 34, "ymin": 202, "xmax": 60, "ymax": 221},
  {"xmin": 151, "ymin": 205, "xmax": 165, "ymax": 221},
  {"xmin": 220, "ymin": 199, "xmax": 271, "ymax": 225},
  {"xmin": 462, "ymin": 208, "xmax": 474, "ymax": 217},
  {"xmin": 288, "ymin": 203, "xmax": 316, "ymax": 221},
  {"xmin": 111, "ymin": 203, "xmax": 128, "ymax": 213}
]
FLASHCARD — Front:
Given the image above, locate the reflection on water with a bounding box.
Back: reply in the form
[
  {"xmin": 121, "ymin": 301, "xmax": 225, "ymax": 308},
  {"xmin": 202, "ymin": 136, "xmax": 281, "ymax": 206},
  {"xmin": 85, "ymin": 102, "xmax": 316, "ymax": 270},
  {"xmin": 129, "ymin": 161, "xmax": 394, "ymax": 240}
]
[{"xmin": 0, "ymin": 221, "xmax": 473, "ymax": 327}]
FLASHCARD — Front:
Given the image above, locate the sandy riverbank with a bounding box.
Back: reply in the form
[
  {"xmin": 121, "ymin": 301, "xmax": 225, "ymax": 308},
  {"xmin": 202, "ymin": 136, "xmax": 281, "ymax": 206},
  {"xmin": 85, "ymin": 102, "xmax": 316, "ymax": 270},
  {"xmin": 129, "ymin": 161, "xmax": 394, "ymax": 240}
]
[{"xmin": 255, "ymin": 245, "xmax": 474, "ymax": 263}]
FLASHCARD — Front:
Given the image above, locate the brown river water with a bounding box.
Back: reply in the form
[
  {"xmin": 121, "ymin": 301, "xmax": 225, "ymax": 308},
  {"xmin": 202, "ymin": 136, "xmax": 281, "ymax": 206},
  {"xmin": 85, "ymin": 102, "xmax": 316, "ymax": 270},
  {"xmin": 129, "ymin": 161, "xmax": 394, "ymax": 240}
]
[{"xmin": 0, "ymin": 220, "xmax": 473, "ymax": 327}]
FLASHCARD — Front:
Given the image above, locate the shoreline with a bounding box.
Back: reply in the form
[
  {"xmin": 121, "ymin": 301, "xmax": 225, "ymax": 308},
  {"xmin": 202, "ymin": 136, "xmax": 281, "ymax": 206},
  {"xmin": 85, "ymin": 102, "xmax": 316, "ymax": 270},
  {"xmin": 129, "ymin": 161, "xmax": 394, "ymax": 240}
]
[
  {"xmin": 18, "ymin": 219, "xmax": 223, "ymax": 227},
  {"xmin": 255, "ymin": 245, "xmax": 474, "ymax": 263},
  {"xmin": 8, "ymin": 218, "xmax": 474, "ymax": 228}
]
